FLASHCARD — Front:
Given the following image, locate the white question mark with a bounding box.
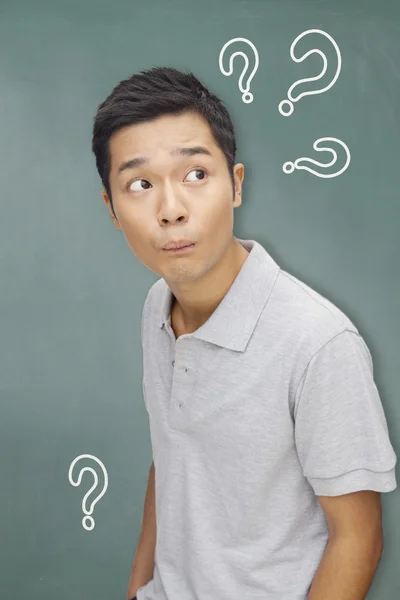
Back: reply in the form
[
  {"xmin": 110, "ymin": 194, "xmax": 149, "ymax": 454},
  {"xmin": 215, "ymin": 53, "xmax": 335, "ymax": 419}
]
[
  {"xmin": 279, "ymin": 29, "xmax": 342, "ymax": 116},
  {"xmin": 283, "ymin": 137, "xmax": 351, "ymax": 178},
  {"xmin": 219, "ymin": 37, "xmax": 259, "ymax": 103},
  {"xmin": 68, "ymin": 454, "xmax": 108, "ymax": 531}
]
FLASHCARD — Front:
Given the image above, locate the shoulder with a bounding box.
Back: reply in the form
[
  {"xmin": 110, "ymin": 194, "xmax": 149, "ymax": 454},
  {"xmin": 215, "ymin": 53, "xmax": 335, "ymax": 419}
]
[
  {"xmin": 267, "ymin": 268, "xmax": 364, "ymax": 396},
  {"xmin": 143, "ymin": 277, "xmax": 166, "ymax": 310},
  {"xmin": 141, "ymin": 277, "xmax": 167, "ymax": 332},
  {"xmin": 274, "ymin": 266, "xmax": 359, "ymax": 341}
]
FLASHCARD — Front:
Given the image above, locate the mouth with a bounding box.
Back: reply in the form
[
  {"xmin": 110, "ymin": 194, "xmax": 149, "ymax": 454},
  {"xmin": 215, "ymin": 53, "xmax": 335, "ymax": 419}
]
[{"xmin": 162, "ymin": 243, "xmax": 195, "ymax": 254}]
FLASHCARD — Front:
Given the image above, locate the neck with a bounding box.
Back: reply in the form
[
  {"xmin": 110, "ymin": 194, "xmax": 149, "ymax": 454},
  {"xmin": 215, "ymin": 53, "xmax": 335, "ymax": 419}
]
[{"xmin": 168, "ymin": 236, "xmax": 250, "ymax": 331}]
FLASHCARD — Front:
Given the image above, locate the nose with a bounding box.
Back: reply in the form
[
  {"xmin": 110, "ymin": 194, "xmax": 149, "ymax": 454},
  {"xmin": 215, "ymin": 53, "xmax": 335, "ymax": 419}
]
[{"xmin": 158, "ymin": 185, "xmax": 190, "ymax": 225}]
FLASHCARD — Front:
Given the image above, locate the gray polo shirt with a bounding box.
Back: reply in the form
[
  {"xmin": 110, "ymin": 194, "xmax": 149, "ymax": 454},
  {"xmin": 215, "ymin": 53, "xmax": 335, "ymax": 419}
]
[{"xmin": 136, "ymin": 237, "xmax": 397, "ymax": 600}]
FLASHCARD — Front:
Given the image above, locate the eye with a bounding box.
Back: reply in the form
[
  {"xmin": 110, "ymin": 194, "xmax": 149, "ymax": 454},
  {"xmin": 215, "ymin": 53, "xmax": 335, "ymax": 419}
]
[
  {"xmin": 128, "ymin": 179, "xmax": 152, "ymax": 192},
  {"xmin": 127, "ymin": 168, "xmax": 207, "ymax": 193},
  {"xmin": 185, "ymin": 168, "xmax": 207, "ymax": 182}
]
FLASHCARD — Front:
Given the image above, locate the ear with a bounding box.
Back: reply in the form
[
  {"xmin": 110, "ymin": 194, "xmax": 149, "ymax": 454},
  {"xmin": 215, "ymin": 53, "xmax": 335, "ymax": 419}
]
[
  {"xmin": 101, "ymin": 189, "xmax": 121, "ymax": 229},
  {"xmin": 233, "ymin": 163, "xmax": 244, "ymax": 207}
]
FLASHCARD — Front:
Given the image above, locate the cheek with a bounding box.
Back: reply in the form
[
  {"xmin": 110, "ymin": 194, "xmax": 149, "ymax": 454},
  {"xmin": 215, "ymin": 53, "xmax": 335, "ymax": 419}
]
[
  {"xmin": 115, "ymin": 197, "xmax": 148, "ymax": 236},
  {"xmin": 115, "ymin": 209, "xmax": 149, "ymax": 253},
  {"xmin": 123, "ymin": 235, "xmax": 161, "ymax": 275},
  {"xmin": 201, "ymin": 180, "xmax": 234, "ymax": 214},
  {"xmin": 208, "ymin": 191, "xmax": 235, "ymax": 225}
]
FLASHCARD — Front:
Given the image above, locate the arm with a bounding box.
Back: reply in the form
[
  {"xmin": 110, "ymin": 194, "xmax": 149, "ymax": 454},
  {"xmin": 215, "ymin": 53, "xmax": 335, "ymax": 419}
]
[
  {"xmin": 293, "ymin": 331, "xmax": 395, "ymax": 598},
  {"xmin": 308, "ymin": 490, "xmax": 384, "ymax": 600},
  {"xmin": 307, "ymin": 531, "xmax": 383, "ymax": 600},
  {"xmin": 126, "ymin": 461, "xmax": 157, "ymax": 600}
]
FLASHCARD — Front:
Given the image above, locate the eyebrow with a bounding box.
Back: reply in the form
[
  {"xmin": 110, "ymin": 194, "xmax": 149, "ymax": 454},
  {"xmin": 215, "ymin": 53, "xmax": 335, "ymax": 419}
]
[{"xmin": 117, "ymin": 145, "xmax": 213, "ymax": 176}]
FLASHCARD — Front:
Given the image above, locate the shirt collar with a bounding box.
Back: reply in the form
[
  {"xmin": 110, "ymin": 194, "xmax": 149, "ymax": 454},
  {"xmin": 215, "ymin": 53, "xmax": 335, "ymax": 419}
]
[{"xmin": 158, "ymin": 238, "xmax": 281, "ymax": 352}]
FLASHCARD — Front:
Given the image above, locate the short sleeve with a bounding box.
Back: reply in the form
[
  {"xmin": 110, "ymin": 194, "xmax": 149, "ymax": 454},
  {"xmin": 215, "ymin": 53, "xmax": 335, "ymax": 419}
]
[{"xmin": 294, "ymin": 329, "xmax": 397, "ymax": 496}]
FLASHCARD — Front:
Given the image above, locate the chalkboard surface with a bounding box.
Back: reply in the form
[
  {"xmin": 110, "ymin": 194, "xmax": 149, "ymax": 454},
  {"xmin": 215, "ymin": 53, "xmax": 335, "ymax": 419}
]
[{"xmin": 1, "ymin": 0, "xmax": 399, "ymax": 598}]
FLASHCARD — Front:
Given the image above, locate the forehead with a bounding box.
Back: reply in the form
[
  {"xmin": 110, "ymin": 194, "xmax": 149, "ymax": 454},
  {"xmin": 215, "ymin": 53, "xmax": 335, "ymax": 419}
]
[{"xmin": 108, "ymin": 111, "xmax": 221, "ymax": 174}]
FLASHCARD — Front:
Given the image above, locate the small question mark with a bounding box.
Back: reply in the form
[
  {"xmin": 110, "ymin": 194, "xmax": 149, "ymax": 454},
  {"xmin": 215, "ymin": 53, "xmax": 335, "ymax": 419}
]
[
  {"xmin": 68, "ymin": 454, "xmax": 108, "ymax": 531},
  {"xmin": 219, "ymin": 37, "xmax": 259, "ymax": 103},
  {"xmin": 279, "ymin": 29, "xmax": 342, "ymax": 116},
  {"xmin": 283, "ymin": 137, "xmax": 351, "ymax": 178}
]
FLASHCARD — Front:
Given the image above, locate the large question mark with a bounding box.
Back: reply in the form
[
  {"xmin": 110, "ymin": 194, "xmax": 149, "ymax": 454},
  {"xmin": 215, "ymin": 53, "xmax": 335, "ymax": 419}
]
[
  {"xmin": 68, "ymin": 454, "xmax": 108, "ymax": 531},
  {"xmin": 279, "ymin": 29, "xmax": 342, "ymax": 116},
  {"xmin": 219, "ymin": 37, "xmax": 259, "ymax": 103},
  {"xmin": 283, "ymin": 137, "xmax": 351, "ymax": 178}
]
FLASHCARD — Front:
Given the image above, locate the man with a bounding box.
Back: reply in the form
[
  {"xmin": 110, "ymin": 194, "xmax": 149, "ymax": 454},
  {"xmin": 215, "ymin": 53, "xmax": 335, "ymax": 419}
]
[{"xmin": 91, "ymin": 66, "xmax": 397, "ymax": 600}]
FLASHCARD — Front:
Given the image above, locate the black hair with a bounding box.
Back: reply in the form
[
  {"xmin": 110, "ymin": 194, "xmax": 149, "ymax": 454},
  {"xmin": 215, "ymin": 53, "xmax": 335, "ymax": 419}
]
[{"xmin": 91, "ymin": 66, "xmax": 237, "ymax": 219}]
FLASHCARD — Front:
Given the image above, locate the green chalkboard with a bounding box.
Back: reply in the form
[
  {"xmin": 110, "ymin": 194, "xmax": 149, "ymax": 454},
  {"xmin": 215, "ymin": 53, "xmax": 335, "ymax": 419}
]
[{"xmin": 1, "ymin": 0, "xmax": 398, "ymax": 598}]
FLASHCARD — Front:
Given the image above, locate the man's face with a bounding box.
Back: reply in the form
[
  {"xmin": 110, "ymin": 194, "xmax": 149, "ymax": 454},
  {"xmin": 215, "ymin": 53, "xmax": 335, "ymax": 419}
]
[{"xmin": 102, "ymin": 111, "xmax": 244, "ymax": 284}]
